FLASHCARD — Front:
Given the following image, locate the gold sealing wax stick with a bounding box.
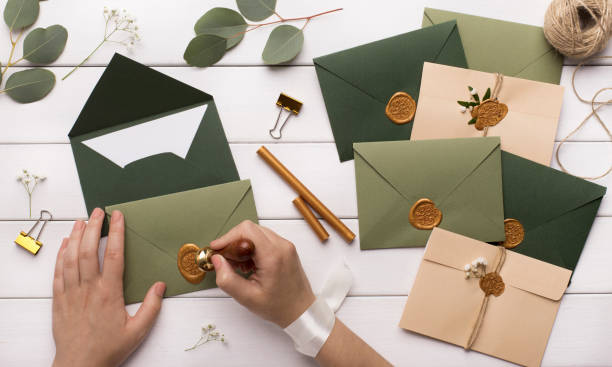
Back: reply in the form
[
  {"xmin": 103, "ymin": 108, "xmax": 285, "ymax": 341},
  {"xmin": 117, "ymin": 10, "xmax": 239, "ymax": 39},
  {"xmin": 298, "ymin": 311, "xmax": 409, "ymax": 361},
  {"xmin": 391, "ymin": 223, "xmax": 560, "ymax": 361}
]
[
  {"xmin": 293, "ymin": 196, "xmax": 330, "ymax": 242},
  {"xmin": 257, "ymin": 146, "xmax": 355, "ymax": 243}
]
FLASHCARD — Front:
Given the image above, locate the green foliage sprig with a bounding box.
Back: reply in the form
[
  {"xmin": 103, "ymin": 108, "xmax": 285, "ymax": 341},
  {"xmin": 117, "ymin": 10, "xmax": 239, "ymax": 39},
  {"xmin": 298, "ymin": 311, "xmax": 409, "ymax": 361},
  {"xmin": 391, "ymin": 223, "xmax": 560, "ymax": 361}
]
[
  {"xmin": 1, "ymin": 0, "xmax": 67, "ymax": 103},
  {"xmin": 457, "ymin": 86, "xmax": 492, "ymax": 125},
  {"xmin": 184, "ymin": 1, "xmax": 342, "ymax": 67}
]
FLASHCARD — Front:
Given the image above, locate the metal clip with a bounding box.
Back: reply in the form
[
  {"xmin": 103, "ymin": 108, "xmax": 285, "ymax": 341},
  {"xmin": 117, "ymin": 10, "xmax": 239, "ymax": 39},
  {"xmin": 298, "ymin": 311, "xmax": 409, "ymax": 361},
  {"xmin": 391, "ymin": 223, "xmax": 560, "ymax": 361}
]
[
  {"xmin": 15, "ymin": 210, "xmax": 53, "ymax": 255},
  {"xmin": 269, "ymin": 93, "xmax": 303, "ymax": 139}
]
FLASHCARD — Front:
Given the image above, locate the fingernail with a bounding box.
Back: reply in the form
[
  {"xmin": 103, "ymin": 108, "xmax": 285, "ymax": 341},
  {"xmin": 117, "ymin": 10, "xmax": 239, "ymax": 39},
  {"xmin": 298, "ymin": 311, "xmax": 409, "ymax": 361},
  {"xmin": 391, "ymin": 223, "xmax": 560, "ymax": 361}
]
[
  {"xmin": 112, "ymin": 210, "xmax": 123, "ymax": 224},
  {"xmin": 155, "ymin": 282, "xmax": 166, "ymax": 297},
  {"xmin": 91, "ymin": 208, "xmax": 103, "ymax": 220}
]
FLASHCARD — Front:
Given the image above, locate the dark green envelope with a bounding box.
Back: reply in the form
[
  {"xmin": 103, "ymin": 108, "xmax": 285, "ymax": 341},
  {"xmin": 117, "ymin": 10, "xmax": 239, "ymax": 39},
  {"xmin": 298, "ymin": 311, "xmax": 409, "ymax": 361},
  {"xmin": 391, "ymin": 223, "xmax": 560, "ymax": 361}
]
[
  {"xmin": 69, "ymin": 53, "xmax": 239, "ymax": 226},
  {"xmin": 500, "ymin": 151, "xmax": 606, "ymax": 270},
  {"xmin": 314, "ymin": 21, "xmax": 468, "ymax": 162}
]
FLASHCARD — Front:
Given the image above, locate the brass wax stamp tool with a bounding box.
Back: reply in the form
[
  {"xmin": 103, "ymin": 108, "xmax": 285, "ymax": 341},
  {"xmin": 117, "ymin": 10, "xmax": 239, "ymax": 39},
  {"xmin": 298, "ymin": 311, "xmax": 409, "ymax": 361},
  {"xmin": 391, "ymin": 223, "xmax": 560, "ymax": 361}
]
[{"xmin": 178, "ymin": 240, "xmax": 255, "ymax": 284}]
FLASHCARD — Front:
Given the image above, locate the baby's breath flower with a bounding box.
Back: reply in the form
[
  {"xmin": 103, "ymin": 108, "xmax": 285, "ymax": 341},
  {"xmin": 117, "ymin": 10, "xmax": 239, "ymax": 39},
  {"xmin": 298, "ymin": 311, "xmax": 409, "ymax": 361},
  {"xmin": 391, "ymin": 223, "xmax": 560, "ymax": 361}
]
[
  {"xmin": 186, "ymin": 323, "xmax": 227, "ymax": 351},
  {"xmin": 17, "ymin": 169, "xmax": 46, "ymax": 218}
]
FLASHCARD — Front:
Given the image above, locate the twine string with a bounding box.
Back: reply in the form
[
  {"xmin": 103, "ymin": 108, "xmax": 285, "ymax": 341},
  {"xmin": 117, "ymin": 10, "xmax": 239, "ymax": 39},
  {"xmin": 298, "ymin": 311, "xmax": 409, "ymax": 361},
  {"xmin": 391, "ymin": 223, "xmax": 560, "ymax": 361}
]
[
  {"xmin": 555, "ymin": 56, "xmax": 612, "ymax": 180},
  {"xmin": 465, "ymin": 247, "xmax": 507, "ymax": 350},
  {"xmin": 483, "ymin": 73, "xmax": 504, "ymax": 137}
]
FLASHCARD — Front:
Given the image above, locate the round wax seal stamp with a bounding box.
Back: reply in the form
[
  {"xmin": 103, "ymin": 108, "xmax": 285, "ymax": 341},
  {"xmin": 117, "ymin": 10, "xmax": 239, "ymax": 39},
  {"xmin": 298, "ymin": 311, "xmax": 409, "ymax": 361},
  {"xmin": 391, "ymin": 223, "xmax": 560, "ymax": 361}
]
[
  {"xmin": 178, "ymin": 243, "xmax": 206, "ymax": 284},
  {"xmin": 479, "ymin": 272, "xmax": 505, "ymax": 297},
  {"xmin": 409, "ymin": 198, "xmax": 442, "ymax": 230},
  {"xmin": 500, "ymin": 218, "xmax": 524, "ymax": 249},
  {"xmin": 472, "ymin": 99, "xmax": 508, "ymax": 130},
  {"xmin": 385, "ymin": 91, "xmax": 416, "ymax": 124}
]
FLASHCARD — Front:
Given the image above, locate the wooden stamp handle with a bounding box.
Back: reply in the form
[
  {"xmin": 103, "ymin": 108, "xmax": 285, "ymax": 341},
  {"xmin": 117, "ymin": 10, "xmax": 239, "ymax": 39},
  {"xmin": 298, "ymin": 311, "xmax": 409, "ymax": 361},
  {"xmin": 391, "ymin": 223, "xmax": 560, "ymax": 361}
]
[{"xmin": 212, "ymin": 239, "xmax": 255, "ymax": 262}]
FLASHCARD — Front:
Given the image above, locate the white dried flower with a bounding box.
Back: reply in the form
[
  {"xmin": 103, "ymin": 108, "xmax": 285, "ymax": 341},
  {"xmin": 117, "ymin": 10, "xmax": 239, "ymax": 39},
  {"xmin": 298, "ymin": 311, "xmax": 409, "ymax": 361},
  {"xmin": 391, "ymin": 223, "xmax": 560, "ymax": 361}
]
[
  {"xmin": 470, "ymin": 89, "xmax": 478, "ymax": 96},
  {"xmin": 459, "ymin": 106, "xmax": 467, "ymax": 113},
  {"xmin": 464, "ymin": 264, "xmax": 470, "ymax": 271}
]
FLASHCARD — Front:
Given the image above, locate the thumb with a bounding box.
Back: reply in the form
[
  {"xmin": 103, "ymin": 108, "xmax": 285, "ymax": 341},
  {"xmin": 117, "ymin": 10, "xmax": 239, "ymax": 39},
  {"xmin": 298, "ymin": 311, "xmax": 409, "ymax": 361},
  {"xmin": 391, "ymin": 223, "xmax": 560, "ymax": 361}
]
[
  {"xmin": 130, "ymin": 282, "xmax": 165, "ymax": 340},
  {"xmin": 212, "ymin": 255, "xmax": 257, "ymax": 304}
]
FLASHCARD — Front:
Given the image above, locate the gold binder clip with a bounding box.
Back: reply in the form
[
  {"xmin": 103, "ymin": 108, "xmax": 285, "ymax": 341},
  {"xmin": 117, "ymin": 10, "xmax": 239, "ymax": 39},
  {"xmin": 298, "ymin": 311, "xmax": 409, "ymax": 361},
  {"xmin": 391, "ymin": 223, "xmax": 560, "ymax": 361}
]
[
  {"xmin": 15, "ymin": 210, "xmax": 52, "ymax": 255},
  {"xmin": 269, "ymin": 93, "xmax": 303, "ymax": 139}
]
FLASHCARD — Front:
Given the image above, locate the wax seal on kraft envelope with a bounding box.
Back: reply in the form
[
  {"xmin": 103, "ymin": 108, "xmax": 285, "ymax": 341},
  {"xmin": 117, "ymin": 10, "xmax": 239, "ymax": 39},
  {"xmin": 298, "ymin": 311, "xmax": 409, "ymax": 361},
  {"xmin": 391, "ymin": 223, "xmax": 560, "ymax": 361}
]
[
  {"xmin": 500, "ymin": 218, "xmax": 524, "ymax": 249},
  {"xmin": 472, "ymin": 99, "xmax": 508, "ymax": 130},
  {"xmin": 178, "ymin": 240, "xmax": 255, "ymax": 284},
  {"xmin": 479, "ymin": 272, "xmax": 505, "ymax": 297},
  {"xmin": 385, "ymin": 92, "xmax": 416, "ymax": 124},
  {"xmin": 409, "ymin": 198, "xmax": 442, "ymax": 230}
]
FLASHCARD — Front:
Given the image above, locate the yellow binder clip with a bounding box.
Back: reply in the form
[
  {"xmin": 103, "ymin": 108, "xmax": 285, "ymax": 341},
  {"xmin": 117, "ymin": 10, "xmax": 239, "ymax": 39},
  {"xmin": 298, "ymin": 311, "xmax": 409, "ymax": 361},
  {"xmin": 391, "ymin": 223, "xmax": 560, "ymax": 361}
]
[
  {"xmin": 15, "ymin": 210, "xmax": 52, "ymax": 255},
  {"xmin": 269, "ymin": 93, "xmax": 303, "ymax": 139}
]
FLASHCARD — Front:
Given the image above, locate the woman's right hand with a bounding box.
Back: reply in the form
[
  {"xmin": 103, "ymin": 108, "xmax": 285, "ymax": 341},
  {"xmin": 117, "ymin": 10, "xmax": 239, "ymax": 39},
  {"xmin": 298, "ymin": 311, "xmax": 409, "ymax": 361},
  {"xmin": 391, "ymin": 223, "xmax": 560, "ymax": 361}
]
[{"xmin": 210, "ymin": 220, "xmax": 316, "ymax": 328}]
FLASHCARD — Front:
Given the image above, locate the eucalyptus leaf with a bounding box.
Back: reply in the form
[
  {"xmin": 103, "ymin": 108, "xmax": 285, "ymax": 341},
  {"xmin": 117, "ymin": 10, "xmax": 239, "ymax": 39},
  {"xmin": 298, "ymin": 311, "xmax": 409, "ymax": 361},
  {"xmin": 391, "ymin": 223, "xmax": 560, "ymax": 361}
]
[
  {"xmin": 23, "ymin": 25, "xmax": 68, "ymax": 64},
  {"xmin": 473, "ymin": 93, "xmax": 480, "ymax": 104},
  {"xmin": 184, "ymin": 34, "xmax": 227, "ymax": 67},
  {"xmin": 236, "ymin": 0, "xmax": 276, "ymax": 21},
  {"xmin": 3, "ymin": 0, "xmax": 39, "ymax": 30},
  {"xmin": 457, "ymin": 101, "xmax": 470, "ymax": 107},
  {"xmin": 5, "ymin": 68, "xmax": 55, "ymax": 103},
  {"xmin": 468, "ymin": 117, "xmax": 477, "ymax": 125},
  {"xmin": 262, "ymin": 25, "xmax": 303, "ymax": 65},
  {"xmin": 194, "ymin": 8, "xmax": 247, "ymax": 50},
  {"xmin": 482, "ymin": 88, "xmax": 491, "ymax": 101}
]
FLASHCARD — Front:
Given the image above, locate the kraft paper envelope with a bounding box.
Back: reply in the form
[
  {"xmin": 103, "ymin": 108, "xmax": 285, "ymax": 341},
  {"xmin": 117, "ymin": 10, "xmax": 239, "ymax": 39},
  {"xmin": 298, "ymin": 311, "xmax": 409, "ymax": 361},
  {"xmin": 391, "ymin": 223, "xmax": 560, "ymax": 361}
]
[
  {"xmin": 105, "ymin": 180, "xmax": 258, "ymax": 304},
  {"xmin": 314, "ymin": 21, "xmax": 468, "ymax": 162},
  {"xmin": 69, "ymin": 54, "xmax": 239, "ymax": 232},
  {"xmin": 354, "ymin": 137, "xmax": 505, "ymax": 250},
  {"xmin": 422, "ymin": 8, "xmax": 564, "ymax": 84},
  {"xmin": 400, "ymin": 228, "xmax": 572, "ymax": 367},
  {"xmin": 411, "ymin": 62, "xmax": 564, "ymax": 165},
  {"xmin": 500, "ymin": 151, "xmax": 606, "ymax": 271}
]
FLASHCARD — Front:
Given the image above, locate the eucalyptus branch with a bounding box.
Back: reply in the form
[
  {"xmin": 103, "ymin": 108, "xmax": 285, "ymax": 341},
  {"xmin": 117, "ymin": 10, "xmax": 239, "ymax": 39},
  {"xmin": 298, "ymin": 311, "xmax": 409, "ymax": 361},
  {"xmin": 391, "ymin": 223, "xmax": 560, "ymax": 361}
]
[{"xmin": 2, "ymin": 29, "xmax": 24, "ymax": 77}]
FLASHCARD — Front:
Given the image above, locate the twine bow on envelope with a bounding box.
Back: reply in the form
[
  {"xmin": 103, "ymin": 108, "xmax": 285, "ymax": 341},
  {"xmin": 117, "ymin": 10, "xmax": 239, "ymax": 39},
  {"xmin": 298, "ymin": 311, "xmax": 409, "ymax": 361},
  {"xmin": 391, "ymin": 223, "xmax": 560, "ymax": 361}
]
[{"xmin": 465, "ymin": 246, "xmax": 507, "ymax": 349}]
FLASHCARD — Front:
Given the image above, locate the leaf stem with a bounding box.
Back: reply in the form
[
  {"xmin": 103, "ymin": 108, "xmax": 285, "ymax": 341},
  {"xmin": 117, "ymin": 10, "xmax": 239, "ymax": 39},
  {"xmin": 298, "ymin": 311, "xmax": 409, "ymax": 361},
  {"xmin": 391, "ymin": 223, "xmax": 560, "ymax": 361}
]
[
  {"xmin": 2, "ymin": 29, "xmax": 25, "ymax": 77},
  {"xmin": 233, "ymin": 7, "xmax": 342, "ymax": 39},
  {"xmin": 61, "ymin": 38, "xmax": 106, "ymax": 80}
]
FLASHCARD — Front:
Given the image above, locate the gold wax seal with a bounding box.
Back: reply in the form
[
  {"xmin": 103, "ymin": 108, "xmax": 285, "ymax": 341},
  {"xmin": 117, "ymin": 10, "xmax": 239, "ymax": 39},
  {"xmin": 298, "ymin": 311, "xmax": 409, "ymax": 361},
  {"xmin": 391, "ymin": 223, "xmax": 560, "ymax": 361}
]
[
  {"xmin": 409, "ymin": 198, "xmax": 442, "ymax": 230},
  {"xmin": 385, "ymin": 91, "xmax": 416, "ymax": 124},
  {"xmin": 472, "ymin": 99, "xmax": 508, "ymax": 130},
  {"xmin": 479, "ymin": 272, "xmax": 505, "ymax": 297},
  {"xmin": 500, "ymin": 218, "xmax": 525, "ymax": 249},
  {"xmin": 177, "ymin": 243, "xmax": 206, "ymax": 284}
]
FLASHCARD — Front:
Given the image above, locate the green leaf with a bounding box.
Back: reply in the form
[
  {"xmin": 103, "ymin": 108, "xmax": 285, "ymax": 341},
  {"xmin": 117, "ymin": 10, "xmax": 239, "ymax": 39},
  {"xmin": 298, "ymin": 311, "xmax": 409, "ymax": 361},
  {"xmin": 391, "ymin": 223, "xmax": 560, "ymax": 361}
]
[
  {"xmin": 468, "ymin": 86, "xmax": 473, "ymax": 92},
  {"xmin": 469, "ymin": 102, "xmax": 479, "ymax": 107},
  {"xmin": 5, "ymin": 68, "xmax": 55, "ymax": 103},
  {"xmin": 184, "ymin": 34, "xmax": 227, "ymax": 67},
  {"xmin": 194, "ymin": 8, "xmax": 247, "ymax": 50},
  {"xmin": 3, "ymin": 0, "xmax": 39, "ymax": 30},
  {"xmin": 262, "ymin": 25, "xmax": 303, "ymax": 65},
  {"xmin": 236, "ymin": 0, "xmax": 276, "ymax": 21},
  {"xmin": 482, "ymin": 87, "xmax": 491, "ymax": 101},
  {"xmin": 473, "ymin": 93, "xmax": 480, "ymax": 104},
  {"xmin": 23, "ymin": 25, "xmax": 68, "ymax": 64},
  {"xmin": 468, "ymin": 117, "xmax": 477, "ymax": 125},
  {"xmin": 457, "ymin": 101, "xmax": 470, "ymax": 107}
]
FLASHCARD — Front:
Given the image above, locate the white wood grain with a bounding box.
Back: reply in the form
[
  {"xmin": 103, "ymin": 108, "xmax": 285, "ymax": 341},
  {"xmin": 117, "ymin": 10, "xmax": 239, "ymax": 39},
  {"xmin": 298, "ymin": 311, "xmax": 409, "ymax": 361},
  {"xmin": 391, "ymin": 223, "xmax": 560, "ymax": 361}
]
[
  {"xmin": 0, "ymin": 0, "xmax": 610, "ymax": 68},
  {"xmin": 0, "ymin": 295, "xmax": 610, "ymax": 367},
  {"xmin": 1, "ymin": 65, "xmax": 611, "ymax": 144},
  {"xmin": 0, "ymin": 142, "xmax": 609, "ymax": 220},
  {"xmin": 1, "ymin": 217, "xmax": 609, "ymax": 299}
]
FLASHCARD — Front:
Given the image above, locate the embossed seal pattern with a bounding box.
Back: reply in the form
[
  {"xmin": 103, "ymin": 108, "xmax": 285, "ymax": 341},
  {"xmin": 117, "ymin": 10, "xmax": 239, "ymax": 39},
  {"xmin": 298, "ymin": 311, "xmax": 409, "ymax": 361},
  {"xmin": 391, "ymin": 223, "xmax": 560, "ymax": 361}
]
[
  {"xmin": 178, "ymin": 243, "xmax": 206, "ymax": 284},
  {"xmin": 409, "ymin": 198, "xmax": 442, "ymax": 230},
  {"xmin": 500, "ymin": 218, "xmax": 525, "ymax": 249},
  {"xmin": 472, "ymin": 99, "xmax": 508, "ymax": 130},
  {"xmin": 479, "ymin": 272, "xmax": 505, "ymax": 297},
  {"xmin": 385, "ymin": 91, "xmax": 416, "ymax": 124}
]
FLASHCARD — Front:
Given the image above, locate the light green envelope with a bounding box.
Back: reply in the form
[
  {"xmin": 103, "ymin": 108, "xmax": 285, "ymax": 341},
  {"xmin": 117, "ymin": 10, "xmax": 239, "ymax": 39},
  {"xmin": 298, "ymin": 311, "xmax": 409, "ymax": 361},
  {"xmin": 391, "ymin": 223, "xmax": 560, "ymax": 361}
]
[
  {"xmin": 354, "ymin": 137, "xmax": 505, "ymax": 250},
  {"xmin": 105, "ymin": 180, "xmax": 258, "ymax": 304},
  {"xmin": 422, "ymin": 8, "xmax": 563, "ymax": 84}
]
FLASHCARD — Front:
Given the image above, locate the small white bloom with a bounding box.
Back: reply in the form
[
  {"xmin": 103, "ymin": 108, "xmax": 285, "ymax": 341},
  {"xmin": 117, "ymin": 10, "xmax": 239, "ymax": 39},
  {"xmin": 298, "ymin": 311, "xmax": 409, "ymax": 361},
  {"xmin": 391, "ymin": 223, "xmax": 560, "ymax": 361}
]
[
  {"xmin": 459, "ymin": 106, "xmax": 467, "ymax": 113},
  {"xmin": 464, "ymin": 264, "xmax": 470, "ymax": 271},
  {"xmin": 470, "ymin": 89, "xmax": 478, "ymax": 96}
]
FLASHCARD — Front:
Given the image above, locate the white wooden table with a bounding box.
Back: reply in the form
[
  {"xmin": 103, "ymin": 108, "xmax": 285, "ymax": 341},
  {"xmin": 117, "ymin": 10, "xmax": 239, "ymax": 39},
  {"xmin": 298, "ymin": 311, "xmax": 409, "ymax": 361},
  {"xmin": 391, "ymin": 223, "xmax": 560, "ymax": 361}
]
[{"xmin": 1, "ymin": 1, "xmax": 611, "ymax": 366}]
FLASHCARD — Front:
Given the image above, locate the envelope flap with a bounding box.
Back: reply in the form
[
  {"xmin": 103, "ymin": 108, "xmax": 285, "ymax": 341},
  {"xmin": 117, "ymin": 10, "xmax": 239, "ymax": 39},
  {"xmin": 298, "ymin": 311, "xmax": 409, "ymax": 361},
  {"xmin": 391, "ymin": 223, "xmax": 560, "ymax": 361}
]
[
  {"xmin": 424, "ymin": 229, "xmax": 571, "ymax": 301},
  {"xmin": 313, "ymin": 21, "xmax": 459, "ymax": 104},
  {"xmin": 502, "ymin": 151, "xmax": 607, "ymax": 231},
  {"xmin": 69, "ymin": 53, "xmax": 212, "ymax": 138},
  {"xmin": 353, "ymin": 137, "xmax": 500, "ymax": 204},
  {"xmin": 105, "ymin": 180, "xmax": 252, "ymax": 257},
  {"xmin": 422, "ymin": 8, "xmax": 561, "ymax": 83}
]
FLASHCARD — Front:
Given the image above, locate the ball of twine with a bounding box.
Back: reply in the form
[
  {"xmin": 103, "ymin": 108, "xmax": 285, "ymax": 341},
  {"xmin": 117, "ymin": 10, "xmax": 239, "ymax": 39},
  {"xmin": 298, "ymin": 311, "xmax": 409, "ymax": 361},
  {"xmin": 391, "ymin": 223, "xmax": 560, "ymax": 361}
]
[{"xmin": 544, "ymin": 0, "xmax": 612, "ymax": 59}]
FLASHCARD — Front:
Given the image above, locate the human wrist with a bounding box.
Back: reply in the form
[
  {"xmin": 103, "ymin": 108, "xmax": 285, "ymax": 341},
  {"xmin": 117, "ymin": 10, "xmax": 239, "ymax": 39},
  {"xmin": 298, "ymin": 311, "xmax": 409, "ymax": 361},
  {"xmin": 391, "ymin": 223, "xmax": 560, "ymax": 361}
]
[
  {"xmin": 283, "ymin": 297, "xmax": 336, "ymax": 357},
  {"xmin": 276, "ymin": 292, "xmax": 316, "ymax": 328}
]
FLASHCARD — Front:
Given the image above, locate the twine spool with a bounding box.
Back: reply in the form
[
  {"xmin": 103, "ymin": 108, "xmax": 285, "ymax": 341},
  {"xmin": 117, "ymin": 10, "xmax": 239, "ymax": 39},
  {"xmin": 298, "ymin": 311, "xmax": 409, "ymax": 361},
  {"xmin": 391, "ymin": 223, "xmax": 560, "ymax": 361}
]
[{"xmin": 543, "ymin": 0, "xmax": 612, "ymax": 59}]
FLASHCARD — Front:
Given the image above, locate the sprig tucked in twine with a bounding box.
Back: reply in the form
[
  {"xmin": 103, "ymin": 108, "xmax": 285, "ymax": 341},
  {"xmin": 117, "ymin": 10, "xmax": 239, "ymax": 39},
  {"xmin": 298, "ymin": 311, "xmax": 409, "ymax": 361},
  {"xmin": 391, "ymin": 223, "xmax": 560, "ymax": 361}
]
[{"xmin": 555, "ymin": 56, "xmax": 612, "ymax": 180}]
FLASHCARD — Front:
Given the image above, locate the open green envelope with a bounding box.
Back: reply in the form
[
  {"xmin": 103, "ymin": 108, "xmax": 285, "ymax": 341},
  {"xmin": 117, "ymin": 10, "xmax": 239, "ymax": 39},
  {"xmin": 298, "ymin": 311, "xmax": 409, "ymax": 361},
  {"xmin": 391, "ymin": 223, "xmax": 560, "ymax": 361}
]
[
  {"xmin": 105, "ymin": 180, "xmax": 258, "ymax": 304},
  {"xmin": 314, "ymin": 21, "xmax": 468, "ymax": 162},
  {"xmin": 69, "ymin": 53, "xmax": 239, "ymax": 229},
  {"xmin": 354, "ymin": 137, "xmax": 505, "ymax": 250},
  {"xmin": 500, "ymin": 151, "xmax": 606, "ymax": 271},
  {"xmin": 422, "ymin": 8, "xmax": 563, "ymax": 84}
]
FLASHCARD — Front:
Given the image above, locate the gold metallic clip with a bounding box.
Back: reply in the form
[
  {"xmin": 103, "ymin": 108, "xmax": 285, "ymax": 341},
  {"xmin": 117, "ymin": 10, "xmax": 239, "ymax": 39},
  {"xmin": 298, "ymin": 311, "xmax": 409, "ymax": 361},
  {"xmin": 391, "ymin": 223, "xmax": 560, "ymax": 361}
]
[
  {"xmin": 15, "ymin": 210, "xmax": 52, "ymax": 255},
  {"xmin": 269, "ymin": 93, "xmax": 303, "ymax": 139}
]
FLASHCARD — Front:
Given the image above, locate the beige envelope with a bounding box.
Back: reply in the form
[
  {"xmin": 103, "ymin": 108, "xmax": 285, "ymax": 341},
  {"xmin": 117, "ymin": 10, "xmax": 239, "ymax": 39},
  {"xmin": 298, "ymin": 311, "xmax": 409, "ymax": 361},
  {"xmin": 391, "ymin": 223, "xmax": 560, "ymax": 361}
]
[
  {"xmin": 399, "ymin": 228, "xmax": 572, "ymax": 367},
  {"xmin": 411, "ymin": 62, "xmax": 564, "ymax": 165}
]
